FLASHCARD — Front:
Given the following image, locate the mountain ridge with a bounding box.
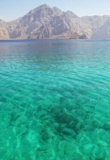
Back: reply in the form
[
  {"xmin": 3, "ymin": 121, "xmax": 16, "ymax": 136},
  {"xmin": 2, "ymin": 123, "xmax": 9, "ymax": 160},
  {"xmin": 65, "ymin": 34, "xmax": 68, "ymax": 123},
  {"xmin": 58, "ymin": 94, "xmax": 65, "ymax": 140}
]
[{"xmin": 0, "ymin": 4, "xmax": 110, "ymax": 40}]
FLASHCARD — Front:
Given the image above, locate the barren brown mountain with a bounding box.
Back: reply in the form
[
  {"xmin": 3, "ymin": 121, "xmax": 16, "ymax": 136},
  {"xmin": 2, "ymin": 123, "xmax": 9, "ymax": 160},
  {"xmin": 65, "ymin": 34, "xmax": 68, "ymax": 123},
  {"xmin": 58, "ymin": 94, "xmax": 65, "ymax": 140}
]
[{"xmin": 1, "ymin": 4, "xmax": 110, "ymax": 40}]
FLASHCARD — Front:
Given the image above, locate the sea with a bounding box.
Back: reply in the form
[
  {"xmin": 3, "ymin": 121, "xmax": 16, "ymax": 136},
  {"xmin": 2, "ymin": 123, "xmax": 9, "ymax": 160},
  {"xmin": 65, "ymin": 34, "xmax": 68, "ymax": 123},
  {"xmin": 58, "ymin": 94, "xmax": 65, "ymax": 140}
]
[{"xmin": 0, "ymin": 39, "xmax": 110, "ymax": 160}]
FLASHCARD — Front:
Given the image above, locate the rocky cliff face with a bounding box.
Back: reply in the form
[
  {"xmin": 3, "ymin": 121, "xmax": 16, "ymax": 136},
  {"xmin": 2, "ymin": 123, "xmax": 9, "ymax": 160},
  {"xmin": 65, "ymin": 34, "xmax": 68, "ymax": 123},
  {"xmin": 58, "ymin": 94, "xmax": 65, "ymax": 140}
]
[
  {"xmin": 91, "ymin": 18, "xmax": 110, "ymax": 39},
  {"xmin": 0, "ymin": 4, "xmax": 110, "ymax": 40},
  {"xmin": 0, "ymin": 20, "xmax": 9, "ymax": 39},
  {"xmin": 7, "ymin": 4, "xmax": 83, "ymax": 39}
]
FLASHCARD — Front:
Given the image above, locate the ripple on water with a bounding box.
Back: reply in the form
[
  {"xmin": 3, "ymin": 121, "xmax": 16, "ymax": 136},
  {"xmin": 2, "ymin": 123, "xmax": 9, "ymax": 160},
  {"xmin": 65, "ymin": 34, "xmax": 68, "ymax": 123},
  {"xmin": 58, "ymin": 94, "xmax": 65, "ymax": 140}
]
[{"xmin": 0, "ymin": 40, "xmax": 110, "ymax": 160}]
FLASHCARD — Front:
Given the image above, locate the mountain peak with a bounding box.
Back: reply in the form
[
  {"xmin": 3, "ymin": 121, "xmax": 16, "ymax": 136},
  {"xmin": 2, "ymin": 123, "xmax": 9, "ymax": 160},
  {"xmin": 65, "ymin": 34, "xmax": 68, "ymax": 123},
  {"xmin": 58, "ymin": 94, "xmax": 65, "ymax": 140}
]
[
  {"xmin": 27, "ymin": 4, "xmax": 51, "ymax": 15},
  {"xmin": 37, "ymin": 4, "xmax": 51, "ymax": 9},
  {"xmin": 65, "ymin": 11, "xmax": 78, "ymax": 18}
]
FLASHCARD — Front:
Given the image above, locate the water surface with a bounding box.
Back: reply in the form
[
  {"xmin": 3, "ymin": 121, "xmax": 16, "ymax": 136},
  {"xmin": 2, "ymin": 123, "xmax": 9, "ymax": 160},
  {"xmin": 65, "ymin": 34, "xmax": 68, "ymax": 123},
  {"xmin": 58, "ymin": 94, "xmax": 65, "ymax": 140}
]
[{"xmin": 0, "ymin": 40, "xmax": 110, "ymax": 160}]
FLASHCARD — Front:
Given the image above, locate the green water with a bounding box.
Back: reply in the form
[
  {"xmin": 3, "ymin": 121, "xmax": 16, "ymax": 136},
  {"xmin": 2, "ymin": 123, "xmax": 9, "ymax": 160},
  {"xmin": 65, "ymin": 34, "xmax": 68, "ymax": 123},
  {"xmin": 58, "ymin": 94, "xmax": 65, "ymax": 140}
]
[{"xmin": 0, "ymin": 40, "xmax": 110, "ymax": 160}]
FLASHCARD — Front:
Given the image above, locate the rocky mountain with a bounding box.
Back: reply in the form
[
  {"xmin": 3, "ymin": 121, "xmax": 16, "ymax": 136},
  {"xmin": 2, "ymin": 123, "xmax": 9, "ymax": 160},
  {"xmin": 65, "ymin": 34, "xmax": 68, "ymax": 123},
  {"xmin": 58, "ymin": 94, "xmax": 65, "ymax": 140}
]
[
  {"xmin": 0, "ymin": 20, "xmax": 9, "ymax": 40},
  {"xmin": 92, "ymin": 18, "xmax": 110, "ymax": 39},
  {"xmin": 8, "ymin": 4, "xmax": 83, "ymax": 39},
  {"xmin": 1, "ymin": 4, "xmax": 110, "ymax": 40}
]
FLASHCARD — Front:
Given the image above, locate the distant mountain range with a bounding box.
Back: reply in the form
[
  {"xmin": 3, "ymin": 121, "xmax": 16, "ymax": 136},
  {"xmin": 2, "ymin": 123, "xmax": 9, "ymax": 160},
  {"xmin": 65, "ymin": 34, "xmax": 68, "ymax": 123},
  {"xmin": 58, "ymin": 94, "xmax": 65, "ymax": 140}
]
[{"xmin": 0, "ymin": 4, "xmax": 110, "ymax": 40}]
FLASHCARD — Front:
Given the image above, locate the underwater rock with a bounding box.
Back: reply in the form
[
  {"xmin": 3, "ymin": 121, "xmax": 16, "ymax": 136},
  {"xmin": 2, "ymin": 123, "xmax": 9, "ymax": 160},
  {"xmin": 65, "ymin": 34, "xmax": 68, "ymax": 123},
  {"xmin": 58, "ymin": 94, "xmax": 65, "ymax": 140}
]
[
  {"xmin": 91, "ymin": 120, "xmax": 110, "ymax": 131},
  {"xmin": 0, "ymin": 96, "xmax": 8, "ymax": 103},
  {"xmin": 9, "ymin": 111, "xmax": 21, "ymax": 125},
  {"xmin": 54, "ymin": 110, "xmax": 78, "ymax": 125},
  {"xmin": 102, "ymin": 123, "xmax": 110, "ymax": 131},
  {"xmin": 41, "ymin": 130, "xmax": 50, "ymax": 141},
  {"xmin": 53, "ymin": 109, "xmax": 83, "ymax": 137},
  {"xmin": 61, "ymin": 127, "xmax": 76, "ymax": 138},
  {"xmin": 68, "ymin": 120, "xmax": 84, "ymax": 135}
]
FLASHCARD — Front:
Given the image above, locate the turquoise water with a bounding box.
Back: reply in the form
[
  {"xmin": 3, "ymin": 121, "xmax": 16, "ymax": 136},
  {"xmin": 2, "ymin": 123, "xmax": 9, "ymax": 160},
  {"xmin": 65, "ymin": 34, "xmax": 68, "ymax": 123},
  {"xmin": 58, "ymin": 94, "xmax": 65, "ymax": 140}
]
[{"xmin": 0, "ymin": 40, "xmax": 110, "ymax": 160}]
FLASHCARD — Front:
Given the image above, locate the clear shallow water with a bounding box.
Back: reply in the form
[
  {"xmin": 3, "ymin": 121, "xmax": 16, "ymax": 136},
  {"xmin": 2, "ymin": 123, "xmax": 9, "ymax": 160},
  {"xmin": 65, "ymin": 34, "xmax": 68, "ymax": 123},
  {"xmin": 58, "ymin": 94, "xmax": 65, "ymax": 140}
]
[{"xmin": 0, "ymin": 40, "xmax": 110, "ymax": 160}]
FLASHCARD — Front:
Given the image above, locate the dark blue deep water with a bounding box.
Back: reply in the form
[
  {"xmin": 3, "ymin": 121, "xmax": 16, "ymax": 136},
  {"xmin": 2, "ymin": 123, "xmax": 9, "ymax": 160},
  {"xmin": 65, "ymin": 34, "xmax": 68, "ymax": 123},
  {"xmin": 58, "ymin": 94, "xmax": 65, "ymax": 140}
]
[{"xmin": 0, "ymin": 40, "xmax": 110, "ymax": 160}]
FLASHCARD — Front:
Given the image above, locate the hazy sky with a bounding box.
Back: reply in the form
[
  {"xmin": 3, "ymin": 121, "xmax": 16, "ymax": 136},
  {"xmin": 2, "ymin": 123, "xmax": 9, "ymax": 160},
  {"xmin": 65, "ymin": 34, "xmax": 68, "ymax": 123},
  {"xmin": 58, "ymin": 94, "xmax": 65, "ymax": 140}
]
[{"xmin": 1, "ymin": 0, "xmax": 110, "ymax": 22}]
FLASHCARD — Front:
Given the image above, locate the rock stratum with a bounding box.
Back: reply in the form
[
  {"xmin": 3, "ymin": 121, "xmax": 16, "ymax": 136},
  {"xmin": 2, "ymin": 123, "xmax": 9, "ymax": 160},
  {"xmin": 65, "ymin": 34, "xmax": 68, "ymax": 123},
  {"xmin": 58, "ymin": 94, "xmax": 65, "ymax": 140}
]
[{"xmin": 0, "ymin": 4, "xmax": 110, "ymax": 40}]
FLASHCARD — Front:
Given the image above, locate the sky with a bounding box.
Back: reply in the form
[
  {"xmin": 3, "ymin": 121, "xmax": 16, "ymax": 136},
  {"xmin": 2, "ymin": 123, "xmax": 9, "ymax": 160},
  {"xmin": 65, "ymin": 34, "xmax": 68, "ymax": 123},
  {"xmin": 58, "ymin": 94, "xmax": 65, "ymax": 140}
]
[{"xmin": 1, "ymin": 0, "xmax": 110, "ymax": 22}]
